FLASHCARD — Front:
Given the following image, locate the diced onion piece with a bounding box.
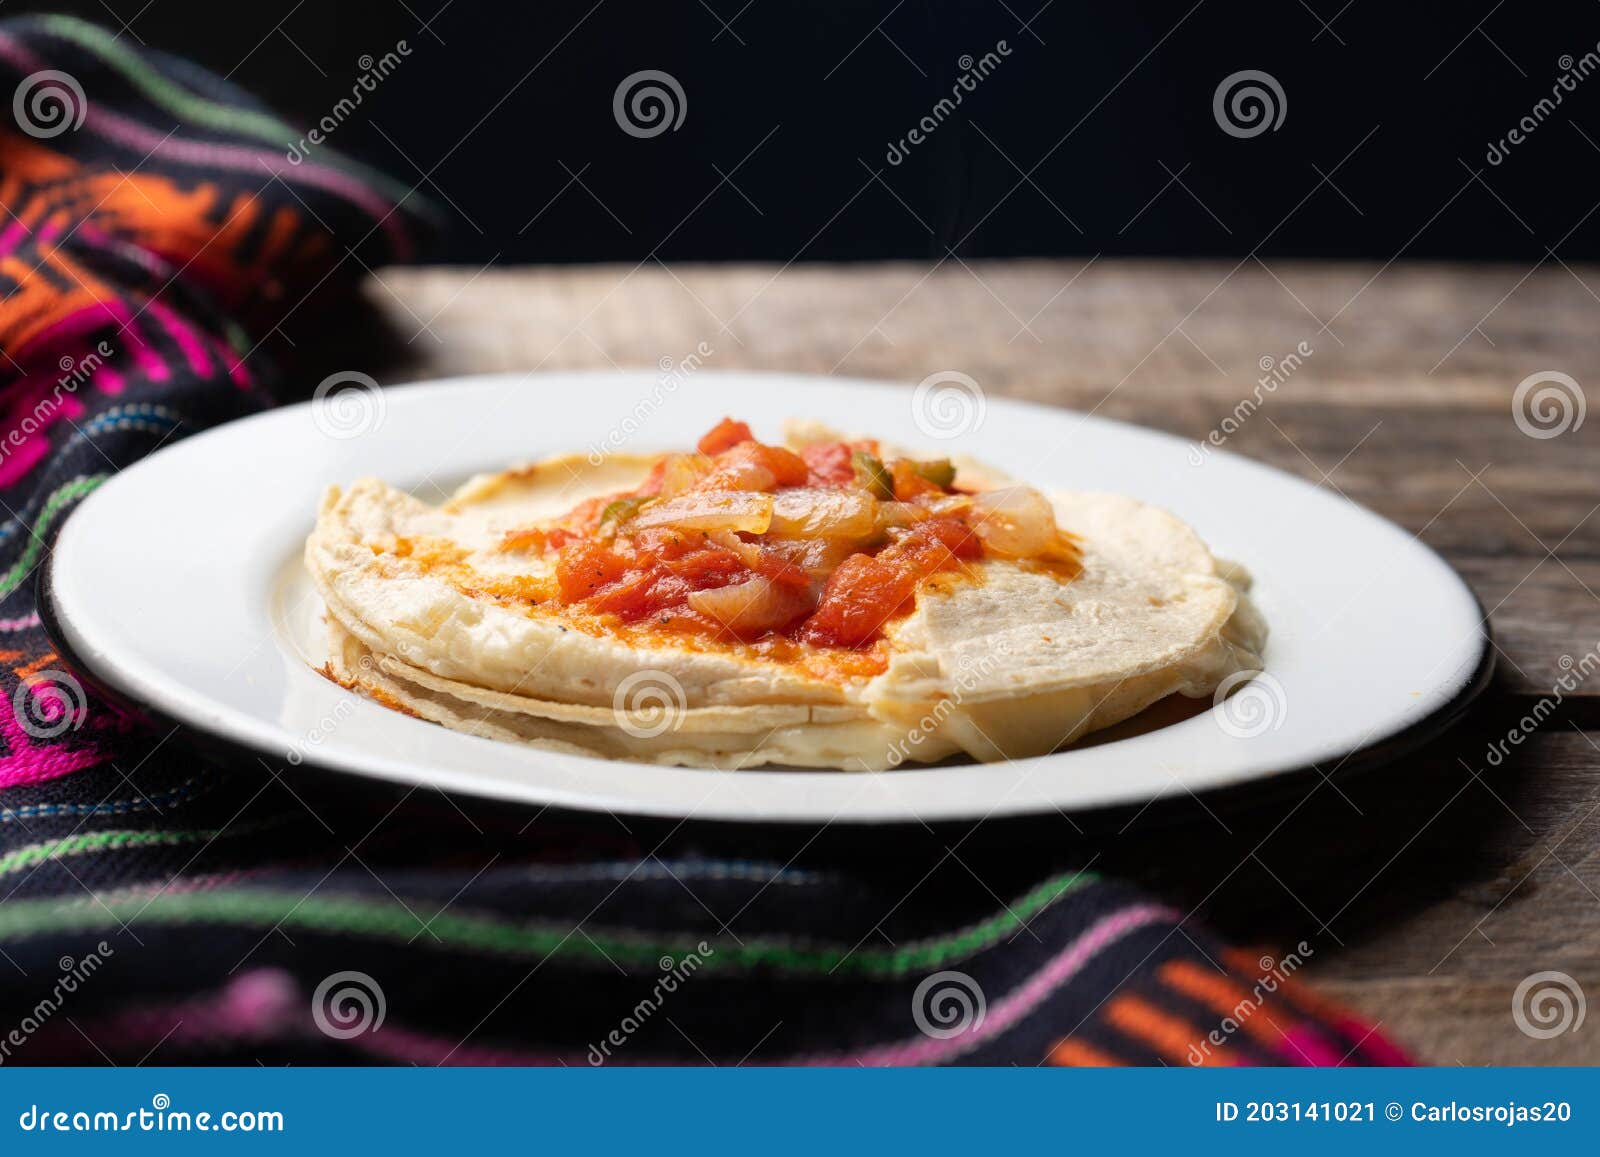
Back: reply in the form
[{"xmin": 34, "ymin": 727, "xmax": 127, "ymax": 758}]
[
  {"xmin": 630, "ymin": 491, "xmax": 774, "ymax": 533},
  {"xmin": 763, "ymin": 536, "xmax": 857, "ymax": 584},
  {"xmin": 700, "ymin": 459, "xmax": 776, "ymax": 493},
  {"xmin": 658, "ymin": 453, "xmax": 714, "ymax": 498},
  {"xmin": 1038, "ymin": 530, "xmax": 1084, "ymax": 567},
  {"xmin": 874, "ymin": 500, "xmax": 932, "ymax": 532},
  {"xmin": 687, "ymin": 576, "xmax": 812, "ymax": 634},
  {"xmin": 925, "ymin": 494, "xmax": 973, "ymax": 516},
  {"xmin": 769, "ymin": 488, "xmax": 877, "ymax": 539},
  {"xmin": 967, "ymin": 486, "xmax": 1058, "ymax": 558}
]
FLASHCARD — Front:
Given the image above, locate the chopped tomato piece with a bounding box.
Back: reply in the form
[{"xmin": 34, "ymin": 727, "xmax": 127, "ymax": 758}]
[
  {"xmin": 884, "ymin": 517, "xmax": 981, "ymax": 567},
  {"xmin": 736, "ymin": 442, "xmax": 810, "ymax": 488},
  {"xmin": 696, "ymin": 441, "xmax": 809, "ymax": 492},
  {"xmin": 632, "ymin": 527, "xmax": 708, "ymax": 559},
  {"xmin": 890, "ymin": 458, "xmax": 941, "ymax": 501},
  {"xmin": 662, "ymin": 548, "xmax": 749, "ymax": 586},
  {"xmin": 800, "ymin": 442, "xmax": 857, "ymax": 486},
  {"xmin": 748, "ymin": 548, "xmax": 812, "ymax": 590},
  {"xmin": 582, "ymin": 569, "xmax": 656, "ymax": 616},
  {"xmin": 535, "ymin": 423, "xmax": 1003, "ymax": 650},
  {"xmin": 499, "ymin": 526, "xmax": 548, "ymax": 553},
  {"xmin": 802, "ymin": 554, "xmax": 917, "ymax": 648},
  {"xmin": 697, "ymin": 418, "xmax": 755, "ymax": 456},
  {"xmin": 555, "ymin": 541, "xmax": 630, "ymax": 601}
]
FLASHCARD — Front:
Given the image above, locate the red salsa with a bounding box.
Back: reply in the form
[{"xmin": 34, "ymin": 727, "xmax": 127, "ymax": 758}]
[{"xmin": 503, "ymin": 419, "xmax": 1079, "ymax": 652}]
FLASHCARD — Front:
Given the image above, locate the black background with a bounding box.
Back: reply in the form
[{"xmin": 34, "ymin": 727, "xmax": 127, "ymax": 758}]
[{"xmin": 26, "ymin": 0, "xmax": 1600, "ymax": 265}]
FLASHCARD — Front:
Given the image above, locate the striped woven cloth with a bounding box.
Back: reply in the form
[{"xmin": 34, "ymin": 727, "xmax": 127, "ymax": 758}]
[{"xmin": 0, "ymin": 17, "xmax": 1410, "ymax": 1067}]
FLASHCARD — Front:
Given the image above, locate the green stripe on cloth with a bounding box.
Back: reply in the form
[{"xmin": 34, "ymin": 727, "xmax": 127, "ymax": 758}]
[
  {"xmin": 0, "ymin": 828, "xmax": 222, "ymax": 876},
  {"xmin": 40, "ymin": 15, "xmax": 305, "ymax": 144},
  {"xmin": 38, "ymin": 15, "xmax": 419, "ymax": 204},
  {"xmin": 0, "ymin": 474, "xmax": 107, "ymax": 599},
  {"xmin": 0, "ymin": 870, "xmax": 1097, "ymax": 976}
]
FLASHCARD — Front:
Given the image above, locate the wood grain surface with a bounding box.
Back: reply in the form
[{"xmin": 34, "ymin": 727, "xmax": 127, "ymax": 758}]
[{"xmin": 368, "ymin": 259, "xmax": 1600, "ymax": 1064}]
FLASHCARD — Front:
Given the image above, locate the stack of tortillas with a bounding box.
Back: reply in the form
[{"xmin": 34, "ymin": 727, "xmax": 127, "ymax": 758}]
[{"xmin": 305, "ymin": 424, "xmax": 1266, "ymax": 770}]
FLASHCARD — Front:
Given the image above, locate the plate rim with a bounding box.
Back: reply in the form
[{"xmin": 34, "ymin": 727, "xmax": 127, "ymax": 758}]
[{"xmin": 39, "ymin": 369, "xmax": 1497, "ymax": 823}]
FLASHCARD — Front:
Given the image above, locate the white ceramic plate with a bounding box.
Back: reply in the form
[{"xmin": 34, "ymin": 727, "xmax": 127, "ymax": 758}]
[{"xmin": 45, "ymin": 371, "xmax": 1489, "ymax": 823}]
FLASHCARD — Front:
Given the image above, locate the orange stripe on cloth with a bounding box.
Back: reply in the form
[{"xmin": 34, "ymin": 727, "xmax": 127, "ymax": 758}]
[
  {"xmin": 1160, "ymin": 959, "xmax": 1303, "ymax": 1051},
  {"xmin": 1046, "ymin": 1037, "xmax": 1126, "ymax": 1067},
  {"xmin": 1105, "ymin": 994, "xmax": 1231, "ymax": 1066},
  {"xmin": 1223, "ymin": 948, "xmax": 1330, "ymax": 1019},
  {"xmin": 0, "ymin": 128, "xmax": 80, "ymax": 185},
  {"xmin": 255, "ymin": 205, "xmax": 301, "ymax": 277},
  {"xmin": 16, "ymin": 651, "xmax": 59, "ymax": 680}
]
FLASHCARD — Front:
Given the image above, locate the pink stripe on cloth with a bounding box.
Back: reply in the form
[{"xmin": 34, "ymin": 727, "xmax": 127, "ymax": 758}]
[
  {"xmin": 83, "ymin": 104, "xmax": 412, "ymax": 260},
  {"xmin": 146, "ymin": 300, "xmax": 213, "ymax": 377},
  {"xmin": 0, "ymin": 680, "xmax": 146, "ymax": 789},
  {"xmin": 1280, "ymin": 1026, "xmax": 1350, "ymax": 1067},
  {"xmin": 0, "ymin": 361, "xmax": 91, "ymax": 486},
  {"xmin": 33, "ymin": 216, "xmax": 64, "ymax": 249},
  {"xmin": 0, "ymin": 725, "xmax": 110, "ymax": 790},
  {"xmin": 1332, "ymin": 1015, "xmax": 1413, "ymax": 1065},
  {"xmin": 798, "ymin": 902, "xmax": 1178, "ymax": 1067},
  {"xmin": 11, "ymin": 301, "xmax": 123, "ymax": 363},
  {"xmin": 221, "ymin": 341, "xmax": 252, "ymax": 387},
  {"xmin": 16, "ymin": 970, "xmax": 301, "ymax": 1062},
  {"xmin": 348, "ymin": 906, "xmax": 1179, "ymax": 1068},
  {"xmin": 0, "ymin": 30, "xmax": 45, "ymax": 73},
  {"xmin": 14, "ymin": 970, "xmax": 596, "ymax": 1066},
  {"xmin": 120, "ymin": 318, "xmax": 169, "ymax": 382},
  {"xmin": 0, "ymin": 215, "xmax": 33, "ymax": 260},
  {"xmin": 17, "ymin": 299, "xmax": 171, "ymax": 387},
  {"xmin": 95, "ymin": 364, "xmax": 124, "ymax": 394},
  {"xmin": 17, "ymin": 907, "xmax": 1170, "ymax": 1067},
  {"xmin": 28, "ymin": 971, "xmax": 684, "ymax": 1067}
]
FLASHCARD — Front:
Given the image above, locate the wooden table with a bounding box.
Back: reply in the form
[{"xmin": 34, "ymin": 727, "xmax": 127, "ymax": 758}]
[{"xmin": 369, "ymin": 260, "xmax": 1600, "ymax": 1065}]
